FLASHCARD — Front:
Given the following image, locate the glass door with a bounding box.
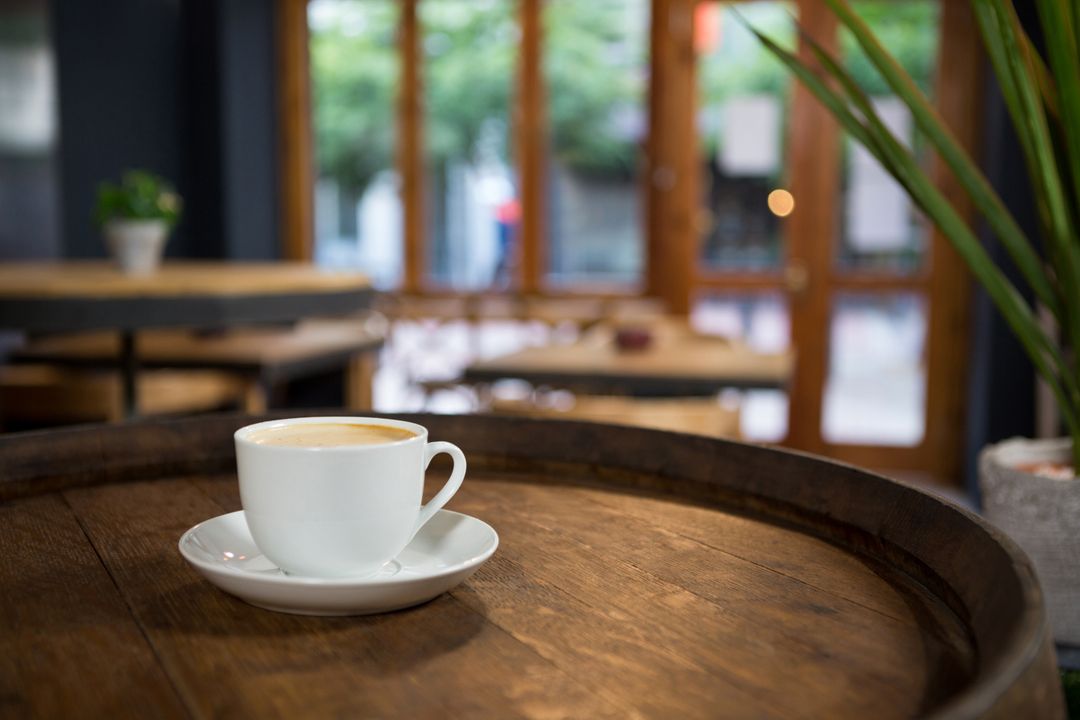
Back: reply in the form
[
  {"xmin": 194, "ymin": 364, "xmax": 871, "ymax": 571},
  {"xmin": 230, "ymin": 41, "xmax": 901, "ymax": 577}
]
[{"xmin": 689, "ymin": 0, "xmax": 980, "ymax": 481}]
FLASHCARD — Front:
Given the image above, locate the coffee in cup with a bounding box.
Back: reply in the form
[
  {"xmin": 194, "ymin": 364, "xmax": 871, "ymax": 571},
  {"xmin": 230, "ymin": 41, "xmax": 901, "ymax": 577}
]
[
  {"xmin": 234, "ymin": 416, "xmax": 466, "ymax": 578},
  {"xmin": 247, "ymin": 421, "xmax": 418, "ymax": 448}
]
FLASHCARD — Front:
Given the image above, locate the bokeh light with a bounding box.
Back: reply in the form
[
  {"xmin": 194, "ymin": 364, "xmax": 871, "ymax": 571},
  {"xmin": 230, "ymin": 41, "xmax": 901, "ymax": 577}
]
[{"xmin": 767, "ymin": 189, "xmax": 795, "ymax": 217}]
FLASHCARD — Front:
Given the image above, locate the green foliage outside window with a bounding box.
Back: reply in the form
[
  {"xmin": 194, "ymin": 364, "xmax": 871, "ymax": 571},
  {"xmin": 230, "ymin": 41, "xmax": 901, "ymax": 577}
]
[
  {"xmin": 310, "ymin": 0, "xmax": 648, "ymax": 196},
  {"xmin": 697, "ymin": 2, "xmax": 937, "ymax": 160},
  {"xmin": 310, "ymin": 1, "xmax": 938, "ymax": 194}
]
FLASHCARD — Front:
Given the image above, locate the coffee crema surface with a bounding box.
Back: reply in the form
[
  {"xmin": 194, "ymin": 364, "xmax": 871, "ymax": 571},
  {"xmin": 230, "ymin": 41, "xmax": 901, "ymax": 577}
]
[{"xmin": 248, "ymin": 422, "xmax": 418, "ymax": 448}]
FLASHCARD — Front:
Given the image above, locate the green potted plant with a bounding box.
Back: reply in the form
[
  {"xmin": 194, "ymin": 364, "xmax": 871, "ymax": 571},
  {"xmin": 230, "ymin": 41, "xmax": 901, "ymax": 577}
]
[
  {"xmin": 745, "ymin": 0, "xmax": 1080, "ymax": 643},
  {"xmin": 94, "ymin": 170, "xmax": 182, "ymax": 276}
]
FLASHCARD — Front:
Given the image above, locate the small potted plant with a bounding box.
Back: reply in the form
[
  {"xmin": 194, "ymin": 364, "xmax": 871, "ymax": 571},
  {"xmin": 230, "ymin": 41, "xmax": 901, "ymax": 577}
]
[{"xmin": 94, "ymin": 170, "xmax": 182, "ymax": 275}]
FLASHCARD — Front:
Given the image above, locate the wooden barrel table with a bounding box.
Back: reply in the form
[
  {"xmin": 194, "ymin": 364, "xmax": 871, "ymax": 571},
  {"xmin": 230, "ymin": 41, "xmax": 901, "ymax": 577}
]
[{"xmin": 0, "ymin": 413, "xmax": 1064, "ymax": 718}]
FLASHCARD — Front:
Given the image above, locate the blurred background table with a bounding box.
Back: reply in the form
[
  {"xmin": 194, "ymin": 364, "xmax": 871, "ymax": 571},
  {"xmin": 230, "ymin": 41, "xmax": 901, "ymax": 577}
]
[
  {"xmin": 0, "ymin": 262, "xmax": 373, "ymax": 418},
  {"xmin": 8, "ymin": 317, "xmax": 386, "ymax": 417},
  {"xmin": 464, "ymin": 318, "xmax": 793, "ymax": 397}
]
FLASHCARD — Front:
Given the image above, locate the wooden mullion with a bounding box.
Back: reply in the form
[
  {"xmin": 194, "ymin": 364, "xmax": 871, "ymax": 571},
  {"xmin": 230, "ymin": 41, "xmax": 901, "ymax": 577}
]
[
  {"xmin": 276, "ymin": 0, "xmax": 315, "ymax": 262},
  {"xmin": 518, "ymin": 0, "xmax": 546, "ymax": 294},
  {"xmin": 648, "ymin": 0, "xmax": 697, "ymax": 314},
  {"xmin": 393, "ymin": 287, "xmax": 642, "ymax": 302},
  {"xmin": 783, "ymin": 0, "xmax": 839, "ymax": 453},
  {"xmin": 829, "ymin": 273, "xmax": 931, "ymax": 292},
  {"xmin": 695, "ymin": 273, "xmax": 787, "ymax": 291},
  {"xmin": 399, "ymin": 0, "xmax": 424, "ymax": 293}
]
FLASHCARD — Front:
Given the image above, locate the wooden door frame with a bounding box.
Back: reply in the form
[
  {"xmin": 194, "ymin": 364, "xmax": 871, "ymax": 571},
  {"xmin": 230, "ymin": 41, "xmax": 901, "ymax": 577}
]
[
  {"xmin": 784, "ymin": 0, "xmax": 840, "ymax": 455},
  {"xmin": 646, "ymin": 0, "xmax": 698, "ymax": 314},
  {"xmin": 655, "ymin": 0, "xmax": 983, "ymax": 482},
  {"xmin": 276, "ymin": 0, "xmax": 315, "ymax": 262},
  {"xmin": 517, "ymin": 0, "xmax": 547, "ymax": 294}
]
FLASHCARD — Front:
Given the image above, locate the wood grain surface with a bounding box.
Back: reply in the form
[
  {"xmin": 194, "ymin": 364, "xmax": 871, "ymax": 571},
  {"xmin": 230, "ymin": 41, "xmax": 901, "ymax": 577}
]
[
  {"xmin": 0, "ymin": 262, "xmax": 369, "ymax": 298},
  {"xmin": 0, "ymin": 264, "xmax": 373, "ymax": 336},
  {"xmin": 0, "ymin": 495, "xmax": 186, "ymax": 717},
  {"xmin": 0, "ymin": 413, "xmax": 1064, "ymax": 718}
]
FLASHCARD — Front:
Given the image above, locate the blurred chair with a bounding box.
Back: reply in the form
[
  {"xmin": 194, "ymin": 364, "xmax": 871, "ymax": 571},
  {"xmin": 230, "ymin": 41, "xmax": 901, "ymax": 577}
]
[
  {"xmin": 2, "ymin": 314, "xmax": 387, "ymax": 428},
  {"xmin": 0, "ymin": 365, "xmax": 250, "ymax": 427}
]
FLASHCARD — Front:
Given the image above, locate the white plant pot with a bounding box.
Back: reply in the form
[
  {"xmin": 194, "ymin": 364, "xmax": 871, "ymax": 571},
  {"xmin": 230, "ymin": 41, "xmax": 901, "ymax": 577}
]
[
  {"xmin": 104, "ymin": 219, "xmax": 168, "ymax": 276},
  {"xmin": 979, "ymin": 437, "xmax": 1079, "ymax": 645}
]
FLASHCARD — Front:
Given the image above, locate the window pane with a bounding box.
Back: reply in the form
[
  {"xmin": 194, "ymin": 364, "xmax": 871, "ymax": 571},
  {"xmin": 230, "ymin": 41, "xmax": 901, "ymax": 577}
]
[
  {"xmin": 692, "ymin": 292, "xmax": 790, "ymax": 442},
  {"xmin": 696, "ymin": 2, "xmax": 795, "ymax": 272},
  {"xmin": 822, "ymin": 292, "xmax": 927, "ymax": 446},
  {"xmin": 544, "ymin": 0, "xmax": 648, "ymax": 287},
  {"xmin": 836, "ymin": 1, "xmax": 940, "ymax": 274},
  {"xmin": 422, "ymin": 0, "xmax": 517, "ymax": 290},
  {"xmin": 309, "ymin": 0, "xmax": 402, "ymax": 288},
  {"xmin": 0, "ymin": 0, "xmax": 60, "ymax": 259}
]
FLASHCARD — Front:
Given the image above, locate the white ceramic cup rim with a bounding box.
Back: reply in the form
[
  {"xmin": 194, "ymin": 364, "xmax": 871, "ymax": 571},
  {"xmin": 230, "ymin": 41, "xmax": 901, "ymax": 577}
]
[{"xmin": 234, "ymin": 416, "xmax": 429, "ymax": 452}]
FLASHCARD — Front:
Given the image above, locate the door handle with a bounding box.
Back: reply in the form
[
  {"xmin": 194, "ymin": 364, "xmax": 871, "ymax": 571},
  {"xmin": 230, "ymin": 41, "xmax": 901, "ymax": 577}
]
[{"xmin": 785, "ymin": 262, "xmax": 809, "ymax": 295}]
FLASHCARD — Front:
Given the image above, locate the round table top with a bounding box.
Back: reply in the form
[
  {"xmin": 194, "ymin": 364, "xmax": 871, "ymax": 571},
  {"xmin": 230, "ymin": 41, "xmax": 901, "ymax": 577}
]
[
  {"xmin": 464, "ymin": 338, "xmax": 793, "ymax": 393},
  {"xmin": 0, "ymin": 414, "xmax": 1064, "ymax": 719},
  {"xmin": 0, "ymin": 261, "xmax": 372, "ymax": 332}
]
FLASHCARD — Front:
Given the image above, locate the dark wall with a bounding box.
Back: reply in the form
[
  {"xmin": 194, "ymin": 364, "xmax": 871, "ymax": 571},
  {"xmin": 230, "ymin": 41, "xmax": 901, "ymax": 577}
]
[
  {"xmin": 53, "ymin": 0, "xmax": 186, "ymax": 257},
  {"xmin": 178, "ymin": 0, "xmax": 222, "ymax": 259},
  {"xmin": 0, "ymin": 0, "xmax": 61, "ymax": 260},
  {"xmin": 52, "ymin": 0, "xmax": 279, "ymax": 260},
  {"xmin": 218, "ymin": 0, "xmax": 280, "ymax": 261},
  {"xmin": 0, "ymin": 153, "xmax": 61, "ymax": 260}
]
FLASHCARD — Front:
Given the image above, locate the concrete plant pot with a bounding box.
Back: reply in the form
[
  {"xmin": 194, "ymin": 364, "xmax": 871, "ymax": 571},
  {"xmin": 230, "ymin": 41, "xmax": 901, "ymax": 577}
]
[
  {"xmin": 104, "ymin": 218, "xmax": 168, "ymax": 275},
  {"xmin": 980, "ymin": 436, "xmax": 1079, "ymax": 645}
]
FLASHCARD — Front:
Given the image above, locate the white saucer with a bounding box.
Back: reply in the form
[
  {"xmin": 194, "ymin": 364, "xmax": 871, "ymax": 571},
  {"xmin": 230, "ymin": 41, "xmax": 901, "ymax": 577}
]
[{"xmin": 178, "ymin": 510, "xmax": 498, "ymax": 616}]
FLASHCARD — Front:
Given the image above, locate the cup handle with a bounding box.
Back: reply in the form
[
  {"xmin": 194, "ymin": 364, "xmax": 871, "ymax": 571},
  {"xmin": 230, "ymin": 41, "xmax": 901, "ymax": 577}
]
[{"xmin": 414, "ymin": 441, "xmax": 467, "ymax": 537}]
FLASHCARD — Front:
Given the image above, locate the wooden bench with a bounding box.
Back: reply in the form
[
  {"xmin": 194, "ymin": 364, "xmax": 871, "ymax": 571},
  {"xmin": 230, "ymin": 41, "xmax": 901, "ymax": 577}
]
[{"xmin": 5, "ymin": 316, "xmax": 386, "ymax": 421}]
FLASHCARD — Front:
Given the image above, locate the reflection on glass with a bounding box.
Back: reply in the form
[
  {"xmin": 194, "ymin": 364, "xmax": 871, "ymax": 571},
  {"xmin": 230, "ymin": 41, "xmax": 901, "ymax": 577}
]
[
  {"xmin": 822, "ymin": 292, "xmax": 927, "ymax": 446},
  {"xmin": 692, "ymin": 292, "xmax": 790, "ymax": 441},
  {"xmin": 0, "ymin": 0, "xmax": 59, "ymax": 258},
  {"xmin": 696, "ymin": 2, "xmax": 795, "ymax": 272},
  {"xmin": 545, "ymin": 0, "xmax": 648, "ymax": 287},
  {"xmin": 309, "ymin": 0, "xmax": 402, "ymax": 287},
  {"xmin": 422, "ymin": 0, "xmax": 516, "ymax": 290},
  {"xmin": 837, "ymin": 0, "xmax": 940, "ymax": 274}
]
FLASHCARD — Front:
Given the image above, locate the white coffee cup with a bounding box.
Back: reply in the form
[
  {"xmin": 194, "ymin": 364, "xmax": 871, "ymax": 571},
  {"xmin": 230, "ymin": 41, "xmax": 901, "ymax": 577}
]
[{"xmin": 234, "ymin": 416, "xmax": 466, "ymax": 578}]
